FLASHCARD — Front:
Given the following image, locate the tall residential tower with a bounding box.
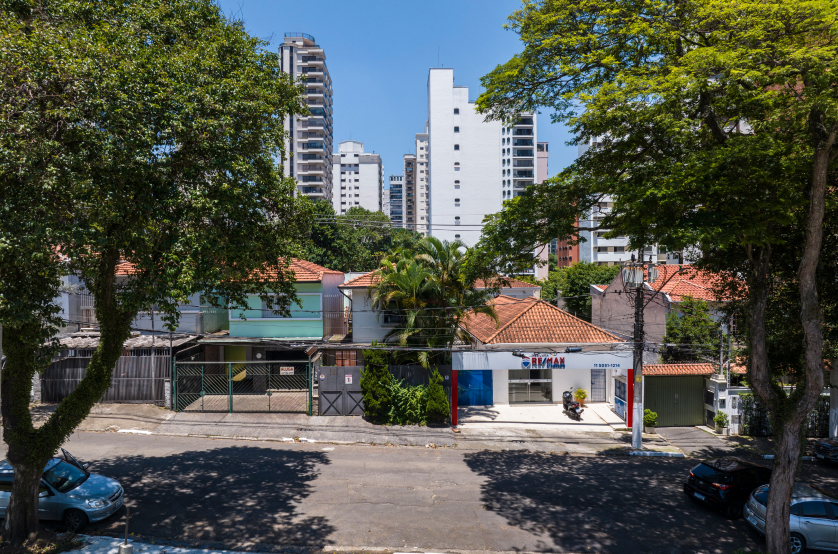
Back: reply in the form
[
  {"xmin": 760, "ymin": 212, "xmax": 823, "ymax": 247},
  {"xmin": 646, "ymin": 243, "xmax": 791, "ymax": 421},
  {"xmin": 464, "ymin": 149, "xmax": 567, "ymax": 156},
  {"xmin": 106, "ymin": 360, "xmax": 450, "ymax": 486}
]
[
  {"xmin": 279, "ymin": 33, "xmax": 334, "ymax": 202},
  {"xmin": 331, "ymin": 140, "xmax": 382, "ymax": 214}
]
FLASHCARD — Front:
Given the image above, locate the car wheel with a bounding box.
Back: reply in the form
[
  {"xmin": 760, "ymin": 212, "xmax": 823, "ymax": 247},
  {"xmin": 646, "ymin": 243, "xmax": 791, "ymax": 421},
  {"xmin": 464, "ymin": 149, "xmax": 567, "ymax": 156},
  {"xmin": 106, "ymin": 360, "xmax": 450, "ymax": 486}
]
[
  {"xmin": 790, "ymin": 532, "xmax": 805, "ymax": 554},
  {"xmin": 726, "ymin": 501, "xmax": 744, "ymax": 520},
  {"xmin": 63, "ymin": 509, "xmax": 88, "ymax": 532}
]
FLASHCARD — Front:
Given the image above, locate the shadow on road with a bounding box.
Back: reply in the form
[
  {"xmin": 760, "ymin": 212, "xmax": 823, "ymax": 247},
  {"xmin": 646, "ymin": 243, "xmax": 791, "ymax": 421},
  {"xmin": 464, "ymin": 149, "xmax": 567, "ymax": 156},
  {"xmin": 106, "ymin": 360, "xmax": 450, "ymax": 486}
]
[
  {"xmin": 463, "ymin": 450, "xmax": 765, "ymax": 553},
  {"xmin": 87, "ymin": 446, "xmax": 334, "ymax": 548}
]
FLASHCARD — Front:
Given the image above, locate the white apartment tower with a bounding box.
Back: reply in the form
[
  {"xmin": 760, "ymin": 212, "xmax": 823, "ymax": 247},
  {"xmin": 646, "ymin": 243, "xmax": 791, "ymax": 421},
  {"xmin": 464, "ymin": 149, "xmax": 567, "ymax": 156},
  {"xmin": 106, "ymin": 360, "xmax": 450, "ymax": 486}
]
[
  {"xmin": 426, "ymin": 68, "xmax": 537, "ymax": 245},
  {"xmin": 388, "ymin": 175, "xmax": 404, "ymax": 227},
  {"xmin": 414, "ymin": 128, "xmax": 429, "ymax": 235},
  {"xmin": 279, "ymin": 33, "xmax": 334, "ymax": 202},
  {"xmin": 331, "ymin": 140, "xmax": 383, "ymax": 214}
]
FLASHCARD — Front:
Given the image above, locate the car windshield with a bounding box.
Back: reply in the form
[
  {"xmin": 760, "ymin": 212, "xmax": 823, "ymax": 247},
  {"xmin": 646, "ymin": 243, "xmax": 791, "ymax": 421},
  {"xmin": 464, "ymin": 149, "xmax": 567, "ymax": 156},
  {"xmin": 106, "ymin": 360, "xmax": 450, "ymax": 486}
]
[
  {"xmin": 43, "ymin": 460, "xmax": 87, "ymax": 493},
  {"xmin": 692, "ymin": 463, "xmax": 732, "ymax": 484}
]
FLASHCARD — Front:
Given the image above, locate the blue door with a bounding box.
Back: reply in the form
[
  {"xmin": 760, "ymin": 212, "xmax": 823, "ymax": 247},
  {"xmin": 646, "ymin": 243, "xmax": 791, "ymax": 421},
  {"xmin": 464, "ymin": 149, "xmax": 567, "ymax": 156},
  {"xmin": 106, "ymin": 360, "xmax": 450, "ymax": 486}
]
[{"xmin": 458, "ymin": 370, "xmax": 493, "ymax": 406}]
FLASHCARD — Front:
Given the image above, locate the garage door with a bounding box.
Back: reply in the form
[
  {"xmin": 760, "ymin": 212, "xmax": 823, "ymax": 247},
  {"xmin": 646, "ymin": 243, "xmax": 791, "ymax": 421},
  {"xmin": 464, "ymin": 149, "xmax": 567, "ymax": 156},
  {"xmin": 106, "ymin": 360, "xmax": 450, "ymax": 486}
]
[{"xmin": 646, "ymin": 375, "xmax": 705, "ymax": 427}]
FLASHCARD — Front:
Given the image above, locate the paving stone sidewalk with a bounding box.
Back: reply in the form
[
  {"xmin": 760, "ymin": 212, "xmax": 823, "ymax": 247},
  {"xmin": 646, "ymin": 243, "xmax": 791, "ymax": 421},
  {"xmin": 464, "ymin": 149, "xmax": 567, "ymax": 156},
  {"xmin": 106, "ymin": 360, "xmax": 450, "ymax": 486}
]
[{"xmin": 33, "ymin": 403, "xmax": 679, "ymax": 455}]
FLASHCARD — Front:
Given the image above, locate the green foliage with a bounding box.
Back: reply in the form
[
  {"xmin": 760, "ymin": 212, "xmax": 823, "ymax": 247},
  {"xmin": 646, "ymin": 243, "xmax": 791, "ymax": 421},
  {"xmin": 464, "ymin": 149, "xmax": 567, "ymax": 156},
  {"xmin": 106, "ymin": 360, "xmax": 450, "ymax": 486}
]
[
  {"xmin": 539, "ymin": 263, "xmax": 620, "ymax": 321},
  {"xmin": 301, "ymin": 203, "xmax": 423, "ymax": 272},
  {"xmin": 371, "ymin": 236, "xmax": 497, "ymax": 366},
  {"xmin": 714, "ymin": 412, "xmax": 730, "ymax": 428},
  {"xmin": 0, "ymin": 0, "xmax": 310, "ymax": 541},
  {"xmin": 386, "ymin": 379, "xmax": 428, "ymax": 426},
  {"xmin": 425, "ymin": 367, "xmax": 450, "ymax": 424},
  {"xmin": 574, "ymin": 388, "xmax": 588, "ymax": 401},
  {"xmin": 643, "ymin": 409, "xmax": 658, "ymax": 427},
  {"xmin": 662, "ymin": 296, "xmax": 721, "ymax": 363},
  {"xmin": 360, "ymin": 346, "xmax": 392, "ymax": 423}
]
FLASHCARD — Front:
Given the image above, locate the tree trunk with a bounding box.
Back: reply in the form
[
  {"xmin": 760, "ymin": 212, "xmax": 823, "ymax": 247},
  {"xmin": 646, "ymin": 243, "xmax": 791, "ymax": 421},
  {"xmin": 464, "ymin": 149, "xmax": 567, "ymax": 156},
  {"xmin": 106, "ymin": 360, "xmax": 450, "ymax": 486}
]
[
  {"xmin": 1, "ymin": 254, "xmax": 131, "ymax": 546},
  {"xmin": 4, "ymin": 450, "xmax": 48, "ymax": 544},
  {"xmin": 765, "ymin": 420, "xmax": 804, "ymax": 554}
]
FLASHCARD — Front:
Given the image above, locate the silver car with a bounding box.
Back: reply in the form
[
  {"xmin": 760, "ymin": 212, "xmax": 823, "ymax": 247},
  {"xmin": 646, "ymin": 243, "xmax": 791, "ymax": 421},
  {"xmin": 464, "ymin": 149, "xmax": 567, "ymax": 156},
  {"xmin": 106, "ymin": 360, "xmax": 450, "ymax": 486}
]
[
  {"xmin": 0, "ymin": 449, "xmax": 123, "ymax": 530},
  {"xmin": 744, "ymin": 482, "xmax": 838, "ymax": 553}
]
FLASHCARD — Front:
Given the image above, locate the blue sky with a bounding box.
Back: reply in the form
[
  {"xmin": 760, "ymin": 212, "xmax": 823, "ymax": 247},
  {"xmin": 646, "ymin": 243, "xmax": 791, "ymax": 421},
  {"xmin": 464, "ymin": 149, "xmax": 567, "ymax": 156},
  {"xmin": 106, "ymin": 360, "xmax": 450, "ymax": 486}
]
[{"xmin": 216, "ymin": 0, "xmax": 576, "ymax": 184}]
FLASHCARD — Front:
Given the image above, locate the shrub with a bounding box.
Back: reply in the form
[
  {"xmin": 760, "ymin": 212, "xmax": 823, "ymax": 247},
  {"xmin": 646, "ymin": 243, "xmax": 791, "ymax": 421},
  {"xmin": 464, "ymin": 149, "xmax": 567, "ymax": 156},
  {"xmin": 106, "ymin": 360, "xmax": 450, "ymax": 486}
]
[
  {"xmin": 360, "ymin": 346, "xmax": 391, "ymax": 422},
  {"xmin": 386, "ymin": 379, "xmax": 427, "ymax": 425},
  {"xmin": 426, "ymin": 367, "xmax": 450, "ymax": 424},
  {"xmin": 714, "ymin": 412, "xmax": 730, "ymax": 428},
  {"xmin": 644, "ymin": 409, "xmax": 658, "ymax": 427},
  {"xmin": 574, "ymin": 388, "xmax": 588, "ymax": 401}
]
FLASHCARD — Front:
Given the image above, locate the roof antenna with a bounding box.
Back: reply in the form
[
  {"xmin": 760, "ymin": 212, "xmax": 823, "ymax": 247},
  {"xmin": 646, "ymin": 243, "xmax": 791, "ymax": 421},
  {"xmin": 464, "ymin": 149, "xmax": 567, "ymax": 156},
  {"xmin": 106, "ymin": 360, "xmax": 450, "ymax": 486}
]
[{"xmin": 438, "ymin": 47, "xmax": 440, "ymax": 68}]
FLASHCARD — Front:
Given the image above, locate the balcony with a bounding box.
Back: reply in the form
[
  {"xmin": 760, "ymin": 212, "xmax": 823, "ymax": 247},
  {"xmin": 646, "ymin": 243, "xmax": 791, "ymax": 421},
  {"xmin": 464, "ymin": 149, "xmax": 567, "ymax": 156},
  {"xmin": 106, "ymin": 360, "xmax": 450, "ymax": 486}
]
[
  {"xmin": 513, "ymin": 139, "xmax": 533, "ymax": 146},
  {"xmin": 512, "ymin": 170, "xmax": 533, "ymax": 178},
  {"xmin": 513, "ymin": 129, "xmax": 533, "ymax": 136},
  {"xmin": 515, "ymin": 118, "xmax": 534, "ymax": 126},
  {"xmin": 513, "ymin": 160, "xmax": 534, "ymax": 168},
  {"xmin": 300, "ymin": 185, "xmax": 325, "ymax": 195},
  {"xmin": 513, "ymin": 149, "xmax": 534, "ymax": 157}
]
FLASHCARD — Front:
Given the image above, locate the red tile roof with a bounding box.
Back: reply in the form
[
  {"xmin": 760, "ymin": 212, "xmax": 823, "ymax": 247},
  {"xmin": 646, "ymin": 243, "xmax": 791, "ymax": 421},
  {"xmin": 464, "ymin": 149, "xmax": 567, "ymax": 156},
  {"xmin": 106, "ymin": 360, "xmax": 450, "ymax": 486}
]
[
  {"xmin": 649, "ymin": 265, "xmax": 731, "ymax": 302},
  {"xmin": 644, "ymin": 363, "xmax": 716, "ymax": 376},
  {"xmin": 115, "ymin": 258, "xmax": 340, "ymax": 282},
  {"xmin": 339, "ymin": 270, "xmax": 382, "ymax": 288},
  {"xmin": 462, "ymin": 295, "xmax": 624, "ymax": 345}
]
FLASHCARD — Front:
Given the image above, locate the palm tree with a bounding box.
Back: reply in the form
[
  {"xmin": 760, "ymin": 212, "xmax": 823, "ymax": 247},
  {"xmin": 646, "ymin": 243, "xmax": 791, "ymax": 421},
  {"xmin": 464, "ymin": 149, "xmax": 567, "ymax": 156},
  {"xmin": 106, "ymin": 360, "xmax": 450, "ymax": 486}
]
[{"xmin": 370, "ymin": 237, "xmax": 497, "ymax": 366}]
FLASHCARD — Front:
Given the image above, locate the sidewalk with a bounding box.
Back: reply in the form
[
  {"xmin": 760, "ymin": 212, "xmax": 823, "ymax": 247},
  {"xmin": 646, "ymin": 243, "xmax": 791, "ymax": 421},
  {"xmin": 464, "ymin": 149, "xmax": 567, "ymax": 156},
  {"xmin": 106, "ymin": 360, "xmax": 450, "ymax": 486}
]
[{"xmin": 41, "ymin": 403, "xmax": 680, "ymax": 455}]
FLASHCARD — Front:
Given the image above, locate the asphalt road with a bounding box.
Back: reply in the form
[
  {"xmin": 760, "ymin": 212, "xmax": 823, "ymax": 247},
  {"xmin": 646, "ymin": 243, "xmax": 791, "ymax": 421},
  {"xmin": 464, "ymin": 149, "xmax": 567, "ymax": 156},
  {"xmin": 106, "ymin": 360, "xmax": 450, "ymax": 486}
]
[{"xmin": 6, "ymin": 432, "xmax": 838, "ymax": 553}]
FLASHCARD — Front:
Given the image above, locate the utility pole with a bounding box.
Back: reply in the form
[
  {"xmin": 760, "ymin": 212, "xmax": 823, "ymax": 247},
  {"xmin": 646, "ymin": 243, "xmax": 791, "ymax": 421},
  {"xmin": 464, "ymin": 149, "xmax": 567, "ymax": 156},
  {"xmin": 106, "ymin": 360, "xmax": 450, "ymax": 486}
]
[{"xmin": 631, "ymin": 250, "xmax": 644, "ymax": 450}]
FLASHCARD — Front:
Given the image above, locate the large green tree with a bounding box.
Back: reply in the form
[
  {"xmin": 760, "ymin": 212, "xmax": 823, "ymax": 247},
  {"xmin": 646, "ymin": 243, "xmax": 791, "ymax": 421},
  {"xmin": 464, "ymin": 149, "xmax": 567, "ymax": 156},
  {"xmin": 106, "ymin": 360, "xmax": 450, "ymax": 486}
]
[
  {"xmin": 539, "ymin": 262, "xmax": 620, "ymax": 320},
  {"xmin": 662, "ymin": 296, "xmax": 721, "ymax": 363},
  {"xmin": 0, "ymin": 0, "xmax": 310, "ymax": 544},
  {"xmin": 370, "ymin": 237, "xmax": 497, "ymax": 367},
  {"xmin": 474, "ymin": 1, "xmax": 837, "ymax": 551},
  {"xmin": 302, "ymin": 202, "xmax": 422, "ymax": 272}
]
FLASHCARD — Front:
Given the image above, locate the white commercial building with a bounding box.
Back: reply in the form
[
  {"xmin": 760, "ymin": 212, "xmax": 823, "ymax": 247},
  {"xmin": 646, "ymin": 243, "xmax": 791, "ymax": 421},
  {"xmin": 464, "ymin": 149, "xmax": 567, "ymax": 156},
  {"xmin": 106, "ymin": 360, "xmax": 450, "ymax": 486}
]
[
  {"xmin": 331, "ymin": 140, "xmax": 383, "ymax": 214},
  {"xmin": 426, "ymin": 68, "xmax": 537, "ymax": 246},
  {"xmin": 279, "ymin": 33, "xmax": 334, "ymax": 203}
]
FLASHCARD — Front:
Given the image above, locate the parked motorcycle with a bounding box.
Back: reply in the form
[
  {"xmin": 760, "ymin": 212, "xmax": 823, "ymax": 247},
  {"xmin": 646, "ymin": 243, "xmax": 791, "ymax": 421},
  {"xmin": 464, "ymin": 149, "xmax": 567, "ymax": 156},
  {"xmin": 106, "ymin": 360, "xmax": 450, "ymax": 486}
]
[{"xmin": 563, "ymin": 389, "xmax": 584, "ymax": 421}]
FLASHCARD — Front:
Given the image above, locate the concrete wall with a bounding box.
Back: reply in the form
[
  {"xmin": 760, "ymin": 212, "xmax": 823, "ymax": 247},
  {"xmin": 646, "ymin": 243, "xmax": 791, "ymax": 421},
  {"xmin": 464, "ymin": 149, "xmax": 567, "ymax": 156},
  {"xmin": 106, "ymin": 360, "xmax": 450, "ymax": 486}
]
[
  {"xmin": 592, "ymin": 274, "xmax": 668, "ymax": 345},
  {"xmin": 349, "ymin": 288, "xmax": 388, "ymax": 343},
  {"xmin": 493, "ymin": 369, "xmax": 509, "ymax": 404}
]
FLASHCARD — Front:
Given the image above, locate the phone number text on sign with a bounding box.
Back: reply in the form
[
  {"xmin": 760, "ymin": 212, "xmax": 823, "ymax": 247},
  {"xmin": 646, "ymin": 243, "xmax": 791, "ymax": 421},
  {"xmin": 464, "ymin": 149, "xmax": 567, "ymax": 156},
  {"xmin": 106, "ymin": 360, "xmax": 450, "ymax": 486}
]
[{"xmin": 594, "ymin": 364, "xmax": 622, "ymax": 368}]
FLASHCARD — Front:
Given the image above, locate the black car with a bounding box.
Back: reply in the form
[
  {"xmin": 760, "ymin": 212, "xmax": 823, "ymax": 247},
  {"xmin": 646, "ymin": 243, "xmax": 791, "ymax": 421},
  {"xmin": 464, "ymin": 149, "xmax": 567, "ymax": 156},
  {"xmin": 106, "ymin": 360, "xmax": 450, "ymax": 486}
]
[
  {"xmin": 814, "ymin": 438, "xmax": 838, "ymax": 462},
  {"xmin": 684, "ymin": 458, "xmax": 772, "ymax": 519}
]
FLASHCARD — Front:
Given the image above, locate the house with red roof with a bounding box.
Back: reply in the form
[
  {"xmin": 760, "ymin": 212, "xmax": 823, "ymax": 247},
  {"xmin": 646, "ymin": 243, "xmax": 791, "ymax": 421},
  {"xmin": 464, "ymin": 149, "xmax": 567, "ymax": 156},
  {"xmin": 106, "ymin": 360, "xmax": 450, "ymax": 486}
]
[
  {"xmin": 454, "ymin": 295, "xmax": 631, "ymax": 407},
  {"xmin": 591, "ymin": 264, "xmax": 734, "ymax": 346},
  {"xmin": 338, "ymin": 270, "xmax": 542, "ymax": 344}
]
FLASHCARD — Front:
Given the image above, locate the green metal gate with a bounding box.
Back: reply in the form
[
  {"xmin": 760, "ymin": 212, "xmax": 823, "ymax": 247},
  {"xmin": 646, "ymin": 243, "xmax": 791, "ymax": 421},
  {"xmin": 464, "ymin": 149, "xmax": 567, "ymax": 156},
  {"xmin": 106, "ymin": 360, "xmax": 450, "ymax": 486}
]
[
  {"xmin": 646, "ymin": 375, "xmax": 705, "ymax": 427},
  {"xmin": 174, "ymin": 361, "xmax": 311, "ymax": 414}
]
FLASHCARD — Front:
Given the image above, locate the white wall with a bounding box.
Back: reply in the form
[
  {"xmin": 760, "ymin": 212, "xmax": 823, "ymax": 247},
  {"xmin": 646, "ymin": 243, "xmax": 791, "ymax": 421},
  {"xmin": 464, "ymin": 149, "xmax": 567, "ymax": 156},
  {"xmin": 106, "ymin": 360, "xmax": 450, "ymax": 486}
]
[
  {"xmin": 427, "ymin": 69, "xmax": 503, "ymax": 246},
  {"xmin": 493, "ymin": 369, "xmax": 509, "ymax": 404},
  {"xmin": 332, "ymin": 142, "xmax": 382, "ymax": 214},
  {"xmin": 348, "ymin": 289, "xmax": 388, "ymax": 343}
]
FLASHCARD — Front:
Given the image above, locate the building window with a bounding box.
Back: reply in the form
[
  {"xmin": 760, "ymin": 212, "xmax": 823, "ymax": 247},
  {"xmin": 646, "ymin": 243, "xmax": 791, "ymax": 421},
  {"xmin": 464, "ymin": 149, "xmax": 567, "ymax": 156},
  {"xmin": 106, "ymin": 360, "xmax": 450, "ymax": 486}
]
[
  {"xmin": 454, "ymin": 216, "xmax": 461, "ymax": 225},
  {"xmin": 454, "ymin": 198, "xmax": 460, "ymax": 206},
  {"xmin": 454, "ymin": 234, "xmax": 460, "ymax": 239},
  {"xmin": 454, "ymin": 184, "xmax": 460, "ymax": 189},
  {"xmin": 454, "ymin": 108, "xmax": 459, "ymax": 114},
  {"xmin": 454, "ymin": 144, "xmax": 460, "ymax": 150},
  {"xmin": 454, "ymin": 126, "xmax": 460, "ymax": 133}
]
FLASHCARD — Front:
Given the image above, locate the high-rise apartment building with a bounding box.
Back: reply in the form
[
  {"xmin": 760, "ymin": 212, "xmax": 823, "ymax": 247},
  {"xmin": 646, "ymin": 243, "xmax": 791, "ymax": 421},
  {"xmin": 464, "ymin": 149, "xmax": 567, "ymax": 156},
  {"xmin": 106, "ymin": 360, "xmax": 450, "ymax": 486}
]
[
  {"xmin": 403, "ymin": 153, "xmax": 416, "ymax": 230},
  {"xmin": 426, "ymin": 68, "xmax": 537, "ymax": 246},
  {"xmin": 577, "ymin": 137, "xmax": 663, "ymax": 266},
  {"xmin": 388, "ymin": 175, "xmax": 404, "ymax": 227},
  {"xmin": 414, "ymin": 128, "xmax": 429, "ymax": 235},
  {"xmin": 331, "ymin": 140, "xmax": 382, "ymax": 214},
  {"xmin": 279, "ymin": 33, "xmax": 334, "ymax": 202}
]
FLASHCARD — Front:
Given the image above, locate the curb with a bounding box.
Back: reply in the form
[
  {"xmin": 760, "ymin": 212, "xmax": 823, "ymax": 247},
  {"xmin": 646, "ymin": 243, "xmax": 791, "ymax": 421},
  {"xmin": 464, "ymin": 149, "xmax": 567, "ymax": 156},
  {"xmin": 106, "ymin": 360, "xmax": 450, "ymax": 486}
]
[{"xmin": 630, "ymin": 450, "xmax": 685, "ymax": 458}]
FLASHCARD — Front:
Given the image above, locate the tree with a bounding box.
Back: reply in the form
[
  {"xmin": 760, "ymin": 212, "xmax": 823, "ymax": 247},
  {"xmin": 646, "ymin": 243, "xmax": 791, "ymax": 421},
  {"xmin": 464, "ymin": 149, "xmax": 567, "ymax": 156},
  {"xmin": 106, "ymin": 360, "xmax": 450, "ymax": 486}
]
[
  {"xmin": 425, "ymin": 367, "xmax": 450, "ymax": 424},
  {"xmin": 474, "ymin": 2, "xmax": 837, "ymax": 551},
  {"xmin": 539, "ymin": 262, "xmax": 620, "ymax": 320},
  {"xmin": 360, "ymin": 345, "xmax": 392, "ymax": 422},
  {"xmin": 662, "ymin": 297, "xmax": 721, "ymax": 363},
  {"xmin": 0, "ymin": 0, "xmax": 310, "ymax": 543},
  {"xmin": 370, "ymin": 237, "xmax": 497, "ymax": 367},
  {"xmin": 301, "ymin": 202, "xmax": 422, "ymax": 272}
]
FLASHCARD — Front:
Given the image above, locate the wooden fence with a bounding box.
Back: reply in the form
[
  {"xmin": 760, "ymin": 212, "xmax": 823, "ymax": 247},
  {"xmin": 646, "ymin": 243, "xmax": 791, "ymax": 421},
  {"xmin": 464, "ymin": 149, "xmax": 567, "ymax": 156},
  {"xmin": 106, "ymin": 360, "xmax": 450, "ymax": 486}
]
[{"xmin": 41, "ymin": 353, "xmax": 171, "ymax": 403}]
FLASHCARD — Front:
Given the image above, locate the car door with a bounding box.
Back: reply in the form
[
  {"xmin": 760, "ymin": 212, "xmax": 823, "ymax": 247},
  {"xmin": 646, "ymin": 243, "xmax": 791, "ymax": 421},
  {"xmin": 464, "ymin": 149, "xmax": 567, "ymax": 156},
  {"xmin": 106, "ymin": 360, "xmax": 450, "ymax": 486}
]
[
  {"xmin": 37, "ymin": 481, "xmax": 61, "ymax": 520},
  {"xmin": 796, "ymin": 501, "xmax": 836, "ymax": 548},
  {"xmin": 0, "ymin": 474, "xmax": 12, "ymax": 518}
]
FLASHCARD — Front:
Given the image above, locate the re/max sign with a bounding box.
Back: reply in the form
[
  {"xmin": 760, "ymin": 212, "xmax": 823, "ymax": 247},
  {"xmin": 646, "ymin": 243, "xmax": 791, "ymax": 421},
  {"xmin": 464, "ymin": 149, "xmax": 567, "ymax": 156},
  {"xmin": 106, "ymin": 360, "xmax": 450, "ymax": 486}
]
[{"xmin": 522, "ymin": 356, "xmax": 565, "ymax": 369}]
